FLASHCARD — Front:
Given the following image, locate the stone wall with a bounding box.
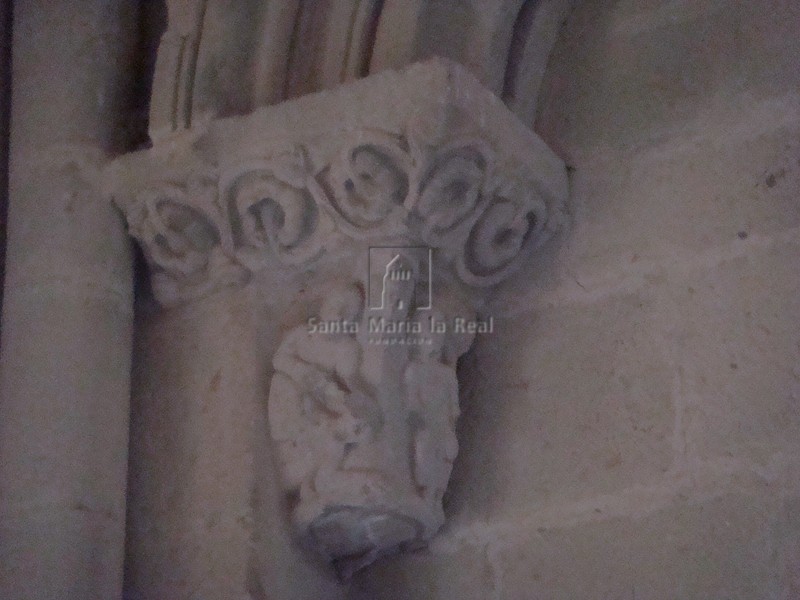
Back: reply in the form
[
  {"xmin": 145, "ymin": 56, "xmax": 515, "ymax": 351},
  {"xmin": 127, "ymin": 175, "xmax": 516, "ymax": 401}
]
[
  {"xmin": 0, "ymin": 0, "xmax": 9, "ymax": 317},
  {"xmin": 6, "ymin": 0, "xmax": 785, "ymax": 597},
  {"xmin": 351, "ymin": 0, "xmax": 800, "ymax": 598}
]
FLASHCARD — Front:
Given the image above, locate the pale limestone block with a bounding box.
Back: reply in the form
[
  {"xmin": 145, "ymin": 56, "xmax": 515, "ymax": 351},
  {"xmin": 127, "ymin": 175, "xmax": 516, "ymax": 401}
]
[
  {"xmin": 496, "ymin": 492, "xmax": 782, "ymax": 599},
  {"xmin": 667, "ymin": 240, "xmax": 800, "ymax": 465},
  {"xmin": 353, "ymin": 491, "xmax": 784, "ymax": 599},
  {"xmin": 355, "ymin": 0, "xmax": 800, "ymax": 598},
  {"xmin": 448, "ymin": 290, "xmax": 675, "ymax": 523},
  {"xmin": 536, "ymin": 0, "xmax": 800, "ymax": 155},
  {"xmin": 517, "ymin": 123, "xmax": 800, "ymax": 305}
]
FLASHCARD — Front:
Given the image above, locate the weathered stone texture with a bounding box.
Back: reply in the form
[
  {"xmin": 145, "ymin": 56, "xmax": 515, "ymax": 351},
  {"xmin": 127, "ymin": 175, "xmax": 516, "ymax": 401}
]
[
  {"xmin": 353, "ymin": 0, "xmax": 800, "ymax": 597},
  {"xmin": 355, "ymin": 491, "xmax": 786, "ymax": 599},
  {"xmin": 447, "ymin": 293, "xmax": 675, "ymax": 523},
  {"xmin": 125, "ymin": 289, "xmax": 348, "ymax": 599},
  {"xmin": 0, "ymin": 2, "xmax": 137, "ymax": 598}
]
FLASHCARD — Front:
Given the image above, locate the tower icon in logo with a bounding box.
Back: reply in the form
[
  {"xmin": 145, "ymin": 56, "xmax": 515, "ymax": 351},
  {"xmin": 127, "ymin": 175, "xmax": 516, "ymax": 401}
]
[{"xmin": 368, "ymin": 247, "xmax": 433, "ymax": 311}]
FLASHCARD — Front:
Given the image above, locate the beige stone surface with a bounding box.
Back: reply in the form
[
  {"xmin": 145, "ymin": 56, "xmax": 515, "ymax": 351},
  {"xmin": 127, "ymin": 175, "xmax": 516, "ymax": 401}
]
[
  {"xmin": 498, "ymin": 491, "xmax": 783, "ymax": 599},
  {"xmin": 537, "ymin": 125, "xmax": 800, "ymax": 285},
  {"xmin": 350, "ymin": 542, "xmax": 499, "ymax": 600},
  {"xmin": 370, "ymin": 0, "xmax": 574, "ymax": 109},
  {"xmin": 0, "ymin": 0, "xmax": 8, "ymax": 305},
  {"xmin": 5, "ymin": 0, "xmax": 795, "ymax": 597},
  {"xmin": 125, "ymin": 288, "xmax": 348, "ymax": 599},
  {"xmin": 0, "ymin": 2, "xmax": 138, "ymax": 598},
  {"xmin": 672, "ymin": 240, "xmax": 800, "ymax": 465},
  {"xmin": 353, "ymin": 0, "xmax": 800, "ymax": 597},
  {"xmin": 355, "ymin": 489, "xmax": 788, "ymax": 599},
  {"xmin": 447, "ymin": 292, "xmax": 675, "ymax": 524},
  {"xmin": 536, "ymin": 0, "xmax": 800, "ymax": 155}
]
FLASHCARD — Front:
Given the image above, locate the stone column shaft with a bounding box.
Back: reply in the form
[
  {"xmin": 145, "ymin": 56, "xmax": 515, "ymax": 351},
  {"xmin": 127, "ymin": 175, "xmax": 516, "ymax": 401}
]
[{"xmin": 0, "ymin": 2, "xmax": 138, "ymax": 598}]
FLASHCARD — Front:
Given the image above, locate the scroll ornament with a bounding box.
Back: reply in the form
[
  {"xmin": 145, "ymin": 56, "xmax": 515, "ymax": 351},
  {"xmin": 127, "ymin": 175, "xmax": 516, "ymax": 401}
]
[{"xmin": 123, "ymin": 130, "xmax": 564, "ymax": 305}]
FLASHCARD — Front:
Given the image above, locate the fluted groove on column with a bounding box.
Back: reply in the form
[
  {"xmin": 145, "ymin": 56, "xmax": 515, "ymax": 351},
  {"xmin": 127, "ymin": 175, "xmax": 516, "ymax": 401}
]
[
  {"xmin": 368, "ymin": 0, "xmax": 576, "ymax": 117},
  {"xmin": 148, "ymin": 0, "xmax": 576, "ymax": 145}
]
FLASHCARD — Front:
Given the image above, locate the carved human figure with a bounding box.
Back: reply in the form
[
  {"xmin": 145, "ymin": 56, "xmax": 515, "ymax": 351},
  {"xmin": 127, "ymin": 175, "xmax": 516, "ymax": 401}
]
[
  {"xmin": 270, "ymin": 278, "xmax": 433, "ymax": 572},
  {"xmin": 403, "ymin": 314, "xmax": 460, "ymax": 509},
  {"xmin": 268, "ymin": 284, "xmax": 375, "ymax": 509}
]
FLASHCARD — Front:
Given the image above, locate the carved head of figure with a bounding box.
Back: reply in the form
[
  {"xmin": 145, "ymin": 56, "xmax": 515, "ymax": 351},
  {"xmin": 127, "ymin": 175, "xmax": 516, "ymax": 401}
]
[{"xmin": 319, "ymin": 282, "xmax": 364, "ymax": 324}]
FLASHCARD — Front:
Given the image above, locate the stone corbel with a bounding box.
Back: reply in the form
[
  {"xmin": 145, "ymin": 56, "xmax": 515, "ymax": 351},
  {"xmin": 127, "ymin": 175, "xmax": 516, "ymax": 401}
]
[{"xmin": 106, "ymin": 58, "xmax": 568, "ymax": 576}]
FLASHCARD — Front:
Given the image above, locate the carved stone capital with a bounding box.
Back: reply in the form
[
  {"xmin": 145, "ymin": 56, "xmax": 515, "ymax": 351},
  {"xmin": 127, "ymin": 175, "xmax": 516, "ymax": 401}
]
[{"xmin": 106, "ymin": 58, "xmax": 568, "ymax": 575}]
